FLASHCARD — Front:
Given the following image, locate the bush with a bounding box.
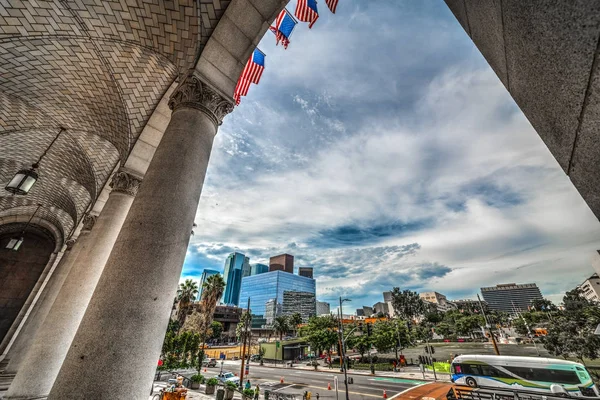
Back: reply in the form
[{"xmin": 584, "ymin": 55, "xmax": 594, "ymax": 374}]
[
  {"xmin": 225, "ymin": 381, "xmax": 238, "ymax": 390},
  {"xmin": 243, "ymin": 389, "xmax": 255, "ymax": 397},
  {"xmin": 191, "ymin": 374, "xmax": 205, "ymax": 383},
  {"xmin": 353, "ymin": 363, "xmax": 394, "ymax": 371},
  {"xmin": 206, "ymin": 378, "xmax": 219, "ymax": 386}
]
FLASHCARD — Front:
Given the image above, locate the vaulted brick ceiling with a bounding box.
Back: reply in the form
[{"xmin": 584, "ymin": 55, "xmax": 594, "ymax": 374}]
[{"xmin": 0, "ymin": 0, "xmax": 232, "ymax": 244}]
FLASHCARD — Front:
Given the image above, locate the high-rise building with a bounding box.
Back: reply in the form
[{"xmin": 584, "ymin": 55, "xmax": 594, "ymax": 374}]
[
  {"xmin": 197, "ymin": 269, "xmax": 219, "ymax": 300},
  {"xmin": 480, "ymin": 283, "xmax": 543, "ymax": 313},
  {"xmin": 298, "ymin": 267, "xmax": 313, "ymax": 278},
  {"xmin": 222, "ymin": 252, "xmax": 251, "ymax": 306},
  {"xmin": 264, "ymin": 298, "xmax": 281, "ymax": 325},
  {"xmin": 316, "ymin": 301, "xmax": 330, "ymax": 316},
  {"xmin": 578, "ymin": 273, "xmax": 600, "ymax": 303},
  {"xmin": 269, "ymin": 254, "xmax": 294, "ymax": 273},
  {"xmin": 251, "ymin": 263, "xmax": 269, "ymax": 276},
  {"xmin": 419, "ymin": 291, "xmax": 455, "ymax": 312},
  {"xmin": 239, "ymin": 270, "xmax": 316, "ymax": 328},
  {"xmin": 283, "ymin": 291, "xmax": 316, "ymax": 321}
]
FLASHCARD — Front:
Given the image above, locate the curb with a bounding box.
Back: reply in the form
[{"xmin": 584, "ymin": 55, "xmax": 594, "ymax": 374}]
[{"xmin": 247, "ymin": 363, "xmax": 445, "ymax": 383}]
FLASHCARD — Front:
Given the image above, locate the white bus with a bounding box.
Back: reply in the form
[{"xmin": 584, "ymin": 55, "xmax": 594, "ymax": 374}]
[{"xmin": 450, "ymin": 355, "xmax": 599, "ymax": 398}]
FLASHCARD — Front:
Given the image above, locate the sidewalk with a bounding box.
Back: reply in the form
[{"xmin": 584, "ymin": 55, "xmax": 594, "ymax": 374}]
[{"xmin": 251, "ymin": 362, "xmax": 451, "ymax": 382}]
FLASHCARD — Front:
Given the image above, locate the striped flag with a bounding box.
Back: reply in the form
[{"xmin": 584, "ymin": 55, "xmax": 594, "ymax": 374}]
[
  {"xmin": 233, "ymin": 49, "xmax": 265, "ymax": 105},
  {"xmin": 295, "ymin": 0, "xmax": 319, "ymax": 29},
  {"xmin": 325, "ymin": 0, "xmax": 339, "ymax": 13},
  {"xmin": 269, "ymin": 8, "xmax": 297, "ymax": 49}
]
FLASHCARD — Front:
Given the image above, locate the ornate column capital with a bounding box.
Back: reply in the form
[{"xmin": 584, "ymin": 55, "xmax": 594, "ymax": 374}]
[
  {"xmin": 65, "ymin": 239, "xmax": 77, "ymax": 250},
  {"xmin": 82, "ymin": 214, "xmax": 97, "ymax": 233},
  {"xmin": 110, "ymin": 170, "xmax": 142, "ymax": 197},
  {"xmin": 168, "ymin": 72, "xmax": 234, "ymax": 128}
]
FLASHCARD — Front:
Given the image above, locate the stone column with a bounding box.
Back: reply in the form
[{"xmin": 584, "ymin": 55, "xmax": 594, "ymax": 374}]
[
  {"xmin": 5, "ymin": 239, "xmax": 79, "ymax": 374},
  {"xmin": 48, "ymin": 73, "xmax": 233, "ymax": 399},
  {"xmin": 5, "ymin": 171, "xmax": 141, "ymax": 399}
]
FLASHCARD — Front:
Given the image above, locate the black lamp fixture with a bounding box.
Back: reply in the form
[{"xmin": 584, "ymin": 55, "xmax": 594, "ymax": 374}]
[
  {"xmin": 5, "ymin": 204, "xmax": 41, "ymax": 251},
  {"xmin": 5, "ymin": 127, "xmax": 65, "ymax": 195}
]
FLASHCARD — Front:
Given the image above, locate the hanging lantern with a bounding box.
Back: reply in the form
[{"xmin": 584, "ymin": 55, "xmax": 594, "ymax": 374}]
[
  {"xmin": 4, "ymin": 204, "xmax": 41, "ymax": 251},
  {"xmin": 5, "ymin": 236, "xmax": 24, "ymax": 251},
  {"xmin": 5, "ymin": 165, "xmax": 39, "ymax": 195},
  {"xmin": 5, "ymin": 127, "xmax": 65, "ymax": 196}
]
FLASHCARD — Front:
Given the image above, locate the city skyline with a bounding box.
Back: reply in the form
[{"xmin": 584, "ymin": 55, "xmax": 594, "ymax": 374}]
[{"xmin": 181, "ymin": 0, "xmax": 600, "ymax": 309}]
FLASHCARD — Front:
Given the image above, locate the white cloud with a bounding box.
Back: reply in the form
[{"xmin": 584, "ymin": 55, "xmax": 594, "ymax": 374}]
[{"xmin": 185, "ymin": 1, "xmax": 600, "ymax": 308}]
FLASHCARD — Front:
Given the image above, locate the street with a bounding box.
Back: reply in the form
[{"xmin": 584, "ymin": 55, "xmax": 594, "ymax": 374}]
[{"xmin": 173, "ymin": 361, "xmax": 425, "ymax": 400}]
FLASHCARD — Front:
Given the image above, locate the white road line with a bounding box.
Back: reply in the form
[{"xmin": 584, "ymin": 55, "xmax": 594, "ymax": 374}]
[
  {"xmin": 388, "ymin": 384, "xmax": 426, "ymax": 400},
  {"xmin": 273, "ymin": 384, "xmax": 295, "ymax": 392}
]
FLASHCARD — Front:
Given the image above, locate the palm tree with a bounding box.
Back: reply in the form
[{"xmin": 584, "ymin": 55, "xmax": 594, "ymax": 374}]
[
  {"xmin": 187, "ymin": 273, "xmax": 225, "ymax": 372},
  {"xmin": 273, "ymin": 316, "xmax": 289, "ymax": 340},
  {"xmin": 176, "ymin": 279, "xmax": 199, "ymax": 328},
  {"xmin": 289, "ymin": 313, "xmax": 303, "ymax": 337}
]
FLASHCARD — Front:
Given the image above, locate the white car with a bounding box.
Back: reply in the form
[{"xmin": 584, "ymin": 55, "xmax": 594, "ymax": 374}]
[{"xmin": 217, "ymin": 372, "xmax": 240, "ymax": 385}]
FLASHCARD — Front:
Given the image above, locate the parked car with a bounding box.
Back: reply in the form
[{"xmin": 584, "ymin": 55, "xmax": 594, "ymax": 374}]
[
  {"xmin": 249, "ymin": 354, "xmax": 260, "ymax": 362},
  {"xmin": 217, "ymin": 372, "xmax": 240, "ymax": 385},
  {"xmin": 202, "ymin": 358, "xmax": 217, "ymax": 367}
]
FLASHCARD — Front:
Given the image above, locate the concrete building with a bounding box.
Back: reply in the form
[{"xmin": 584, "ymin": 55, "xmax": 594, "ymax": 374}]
[
  {"xmin": 373, "ymin": 302, "xmax": 389, "ymax": 315},
  {"xmin": 198, "ymin": 269, "xmax": 220, "ymax": 301},
  {"xmin": 451, "ymin": 299, "xmax": 488, "ymax": 314},
  {"xmin": 316, "ymin": 301, "xmax": 331, "ymax": 316},
  {"xmin": 578, "ymin": 273, "xmax": 600, "ymax": 303},
  {"xmin": 239, "ymin": 270, "xmax": 316, "ymax": 328},
  {"xmin": 269, "ymin": 253, "xmax": 294, "ymax": 273},
  {"xmin": 222, "ymin": 252, "xmax": 251, "ymax": 306},
  {"xmin": 419, "ymin": 291, "xmax": 455, "ymax": 312},
  {"xmin": 282, "ymin": 290, "xmax": 316, "ymax": 322},
  {"xmin": 383, "ymin": 291, "xmax": 393, "ymax": 302},
  {"xmin": 1, "ymin": 1, "xmax": 600, "ymax": 398},
  {"xmin": 362, "ymin": 306, "xmax": 374, "ymax": 317},
  {"xmin": 213, "ymin": 305, "xmax": 242, "ymax": 342},
  {"xmin": 481, "ymin": 283, "xmax": 543, "ymax": 314},
  {"xmin": 251, "ymin": 263, "xmax": 269, "ymax": 276},
  {"xmin": 592, "ymin": 251, "xmax": 600, "ymax": 277},
  {"xmin": 298, "ymin": 267, "xmax": 314, "ymax": 279},
  {"xmin": 356, "ymin": 308, "xmax": 365, "ymax": 317}
]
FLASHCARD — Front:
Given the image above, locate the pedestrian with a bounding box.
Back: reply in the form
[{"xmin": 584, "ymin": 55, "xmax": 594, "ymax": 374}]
[
  {"xmin": 254, "ymin": 384, "xmax": 260, "ymax": 400},
  {"xmin": 245, "ymin": 380, "xmax": 251, "ymax": 390},
  {"xmin": 316, "ymin": 393, "xmax": 320, "ymax": 400}
]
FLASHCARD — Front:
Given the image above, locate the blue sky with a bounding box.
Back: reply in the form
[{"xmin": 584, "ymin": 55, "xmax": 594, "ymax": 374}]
[{"xmin": 182, "ymin": 0, "xmax": 600, "ymax": 310}]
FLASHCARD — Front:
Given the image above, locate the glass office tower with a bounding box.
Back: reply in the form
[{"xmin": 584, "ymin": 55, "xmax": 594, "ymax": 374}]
[
  {"xmin": 222, "ymin": 252, "xmax": 251, "ymax": 306},
  {"xmin": 197, "ymin": 269, "xmax": 219, "ymax": 300},
  {"xmin": 239, "ymin": 270, "xmax": 316, "ymax": 328},
  {"xmin": 250, "ymin": 263, "xmax": 269, "ymax": 276}
]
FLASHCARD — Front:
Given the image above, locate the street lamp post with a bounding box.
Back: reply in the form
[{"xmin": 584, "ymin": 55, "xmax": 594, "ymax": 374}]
[{"xmin": 339, "ymin": 297, "xmax": 351, "ymax": 400}]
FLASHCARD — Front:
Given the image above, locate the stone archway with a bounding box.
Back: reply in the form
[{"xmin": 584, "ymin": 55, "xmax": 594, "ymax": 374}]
[{"xmin": 0, "ymin": 223, "xmax": 55, "ymax": 344}]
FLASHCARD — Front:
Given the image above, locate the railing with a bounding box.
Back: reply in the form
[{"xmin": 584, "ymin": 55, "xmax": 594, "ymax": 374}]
[{"xmin": 449, "ymin": 385, "xmax": 600, "ymax": 400}]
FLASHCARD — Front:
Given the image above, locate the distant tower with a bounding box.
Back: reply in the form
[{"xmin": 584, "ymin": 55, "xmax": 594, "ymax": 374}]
[
  {"xmin": 269, "ymin": 253, "xmax": 294, "ymax": 273},
  {"xmin": 298, "ymin": 267, "xmax": 313, "ymax": 278},
  {"xmin": 251, "ymin": 263, "xmax": 269, "ymax": 276},
  {"xmin": 222, "ymin": 252, "xmax": 251, "ymax": 306},
  {"xmin": 198, "ymin": 269, "xmax": 219, "ymax": 301}
]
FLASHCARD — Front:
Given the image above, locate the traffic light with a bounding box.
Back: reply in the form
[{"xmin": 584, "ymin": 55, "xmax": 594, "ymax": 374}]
[
  {"xmin": 366, "ymin": 323, "xmax": 372, "ymax": 336},
  {"xmin": 430, "ymin": 345, "xmax": 435, "ymax": 354}
]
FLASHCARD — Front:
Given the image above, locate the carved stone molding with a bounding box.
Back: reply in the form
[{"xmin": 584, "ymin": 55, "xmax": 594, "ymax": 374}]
[
  {"xmin": 82, "ymin": 214, "xmax": 97, "ymax": 232},
  {"xmin": 168, "ymin": 72, "xmax": 234, "ymax": 127},
  {"xmin": 110, "ymin": 170, "xmax": 142, "ymax": 197},
  {"xmin": 65, "ymin": 239, "xmax": 77, "ymax": 250}
]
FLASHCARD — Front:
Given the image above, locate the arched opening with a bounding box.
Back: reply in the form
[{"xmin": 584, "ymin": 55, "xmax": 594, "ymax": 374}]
[{"xmin": 0, "ymin": 223, "xmax": 55, "ymax": 343}]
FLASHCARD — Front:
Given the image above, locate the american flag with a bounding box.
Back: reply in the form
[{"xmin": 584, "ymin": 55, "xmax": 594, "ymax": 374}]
[
  {"xmin": 295, "ymin": 0, "xmax": 319, "ymax": 29},
  {"xmin": 269, "ymin": 8, "xmax": 297, "ymax": 49},
  {"xmin": 325, "ymin": 0, "xmax": 338, "ymax": 13},
  {"xmin": 233, "ymin": 49, "xmax": 265, "ymax": 105}
]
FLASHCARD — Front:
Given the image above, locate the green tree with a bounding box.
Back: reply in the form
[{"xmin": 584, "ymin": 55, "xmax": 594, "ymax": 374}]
[
  {"xmin": 273, "ymin": 316, "xmax": 290, "ymax": 340},
  {"xmin": 390, "ymin": 288, "xmax": 427, "ymax": 322},
  {"xmin": 543, "ymin": 288, "xmax": 600, "ymax": 362},
  {"xmin": 372, "ymin": 320, "xmax": 408, "ymax": 363},
  {"xmin": 299, "ymin": 316, "xmax": 338, "ymax": 356},
  {"xmin": 289, "ymin": 313, "xmax": 303, "ymax": 337},
  {"xmin": 210, "ymin": 321, "xmax": 223, "ymax": 340},
  {"xmin": 433, "ymin": 322, "xmax": 452, "ymax": 338},
  {"xmin": 176, "ymin": 279, "xmax": 199, "ymax": 328},
  {"xmin": 530, "ymin": 298, "xmax": 558, "ymax": 312},
  {"xmin": 184, "ymin": 273, "xmax": 225, "ymax": 372},
  {"xmin": 236, "ymin": 310, "xmax": 252, "ymax": 342},
  {"xmin": 346, "ymin": 331, "xmax": 372, "ymax": 358},
  {"xmin": 454, "ymin": 314, "xmax": 484, "ymax": 337}
]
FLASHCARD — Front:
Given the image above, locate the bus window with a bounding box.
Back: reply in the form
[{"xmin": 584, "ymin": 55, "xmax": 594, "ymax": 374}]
[
  {"xmin": 480, "ymin": 365, "xmax": 511, "ymax": 379},
  {"xmin": 505, "ymin": 366, "xmax": 580, "ymax": 384},
  {"xmin": 461, "ymin": 364, "xmax": 481, "ymax": 375}
]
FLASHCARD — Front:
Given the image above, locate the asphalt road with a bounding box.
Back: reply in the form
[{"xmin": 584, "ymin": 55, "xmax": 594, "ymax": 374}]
[{"xmin": 180, "ymin": 361, "xmax": 425, "ymax": 400}]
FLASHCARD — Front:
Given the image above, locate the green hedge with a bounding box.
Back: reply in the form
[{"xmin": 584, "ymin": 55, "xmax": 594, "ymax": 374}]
[{"xmin": 352, "ymin": 363, "xmax": 395, "ymax": 371}]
